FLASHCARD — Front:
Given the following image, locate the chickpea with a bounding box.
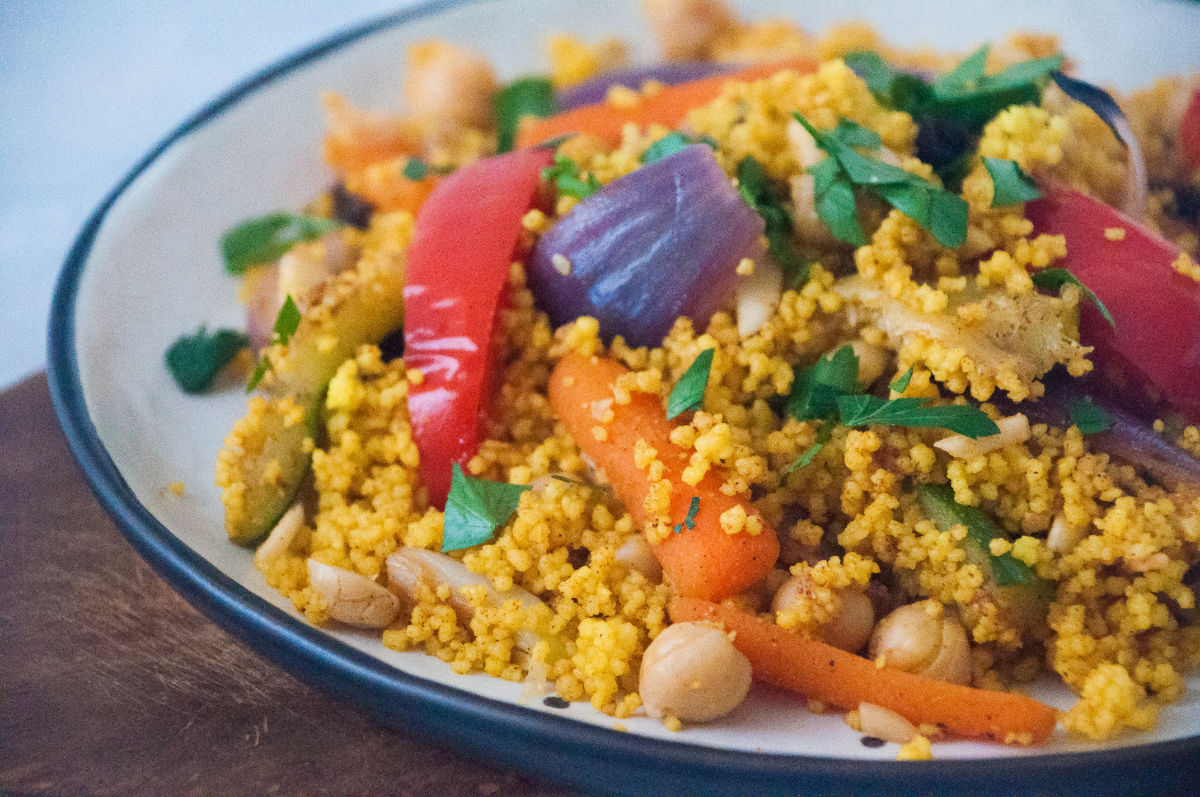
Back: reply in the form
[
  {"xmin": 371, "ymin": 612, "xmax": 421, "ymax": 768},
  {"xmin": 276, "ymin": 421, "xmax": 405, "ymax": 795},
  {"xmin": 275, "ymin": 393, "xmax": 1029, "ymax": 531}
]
[
  {"xmin": 614, "ymin": 534, "xmax": 662, "ymax": 582},
  {"xmin": 403, "ymin": 41, "xmax": 497, "ymax": 136},
  {"xmin": 642, "ymin": 0, "xmax": 738, "ymax": 61},
  {"xmin": 868, "ymin": 600, "xmax": 971, "ymax": 685},
  {"xmin": 771, "ymin": 575, "xmax": 875, "ymax": 653},
  {"xmin": 639, "ymin": 622, "xmax": 752, "ymax": 723},
  {"xmin": 850, "ymin": 340, "xmax": 890, "ymax": 388}
]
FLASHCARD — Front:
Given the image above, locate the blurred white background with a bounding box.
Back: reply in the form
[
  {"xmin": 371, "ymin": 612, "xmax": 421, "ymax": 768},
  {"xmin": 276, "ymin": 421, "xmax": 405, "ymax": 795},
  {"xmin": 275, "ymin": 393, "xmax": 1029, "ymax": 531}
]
[{"xmin": 0, "ymin": 0, "xmax": 416, "ymax": 390}]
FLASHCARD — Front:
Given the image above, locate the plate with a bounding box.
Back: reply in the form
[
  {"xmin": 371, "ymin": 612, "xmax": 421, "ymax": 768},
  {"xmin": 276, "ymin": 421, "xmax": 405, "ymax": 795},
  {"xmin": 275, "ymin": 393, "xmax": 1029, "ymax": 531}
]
[{"xmin": 48, "ymin": 0, "xmax": 1200, "ymax": 792}]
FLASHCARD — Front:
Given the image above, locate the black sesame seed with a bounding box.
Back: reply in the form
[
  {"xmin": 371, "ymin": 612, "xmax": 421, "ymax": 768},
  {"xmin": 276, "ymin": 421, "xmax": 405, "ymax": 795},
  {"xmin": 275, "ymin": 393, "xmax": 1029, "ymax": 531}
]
[
  {"xmin": 861, "ymin": 736, "xmax": 886, "ymax": 748},
  {"xmin": 543, "ymin": 696, "xmax": 570, "ymax": 709}
]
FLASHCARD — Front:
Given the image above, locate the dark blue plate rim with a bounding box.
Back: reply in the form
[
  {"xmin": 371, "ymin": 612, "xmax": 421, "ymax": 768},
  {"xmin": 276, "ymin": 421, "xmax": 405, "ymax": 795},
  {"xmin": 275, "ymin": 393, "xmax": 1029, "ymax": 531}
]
[{"xmin": 45, "ymin": 1, "xmax": 1199, "ymax": 793}]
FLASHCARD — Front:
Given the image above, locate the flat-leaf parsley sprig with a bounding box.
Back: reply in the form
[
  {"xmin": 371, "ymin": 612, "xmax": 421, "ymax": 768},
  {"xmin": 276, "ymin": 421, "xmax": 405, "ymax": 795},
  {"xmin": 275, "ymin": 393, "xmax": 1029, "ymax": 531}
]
[
  {"xmin": 794, "ymin": 114, "xmax": 969, "ymax": 249},
  {"xmin": 246, "ymin": 295, "xmax": 302, "ymax": 392}
]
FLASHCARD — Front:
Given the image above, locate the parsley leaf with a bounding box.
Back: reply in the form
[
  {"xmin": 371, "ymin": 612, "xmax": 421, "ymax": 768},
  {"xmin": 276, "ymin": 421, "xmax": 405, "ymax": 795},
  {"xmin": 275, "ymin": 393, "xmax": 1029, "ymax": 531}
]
[
  {"xmin": 890, "ymin": 366, "xmax": 914, "ymax": 394},
  {"xmin": 641, "ymin": 132, "xmax": 719, "ymax": 164},
  {"xmin": 221, "ymin": 213, "xmax": 344, "ymax": 275},
  {"xmin": 673, "ymin": 496, "xmax": 701, "ymax": 534},
  {"xmin": 1031, "ymin": 268, "xmax": 1115, "ymax": 327},
  {"xmin": 1068, "ymin": 398, "xmax": 1113, "ymax": 435},
  {"xmin": 246, "ymin": 295, "xmax": 302, "ymax": 392},
  {"xmin": 442, "ymin": 464, "xmax": 531, "ymax": 552},
  {"xmin": 982, "ymin": 157, "xmax": 1041, "ymax": 206},
  {"xmin": 737, "ymin": 155, "xmax": 813, "ymax": 284},
  {"xmin": 795, "ymin": 113, "xmax": 969, "ymax": 249},
  {"xmin": 164, "ymin": 326, "xmax": 248, "ymax": 394},
  {"xmin": 784, "ymin": 417, "xmax": 835, "ymax": 474},
  {"xmin": 667, "ymin": 348, "xmax": 715, "ymax": 420},
  {"xmin": 401, "ymin": 157, "xmax": 454, "ymax": 181},
  {"xmin": 494, "ymin": 76, "xmax": 555, "ymax": 153},
  {"xmin": 787, "ymin": 345, "xmax": 860, "ymax": 421},
  {"xmin": 542, "ymin": 153, "xmax": 602, "ymax": 200},
  {"xmin": 836, "ymin": 394, "xmax": 1000, "ymax": 438}
]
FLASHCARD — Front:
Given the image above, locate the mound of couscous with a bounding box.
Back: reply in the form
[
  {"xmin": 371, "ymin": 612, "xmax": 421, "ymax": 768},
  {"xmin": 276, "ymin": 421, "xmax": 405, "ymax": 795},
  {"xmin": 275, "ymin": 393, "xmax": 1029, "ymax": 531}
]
[{"xmin": 180, "ymin": 0, "xmax": 1200, "ymax": 758}]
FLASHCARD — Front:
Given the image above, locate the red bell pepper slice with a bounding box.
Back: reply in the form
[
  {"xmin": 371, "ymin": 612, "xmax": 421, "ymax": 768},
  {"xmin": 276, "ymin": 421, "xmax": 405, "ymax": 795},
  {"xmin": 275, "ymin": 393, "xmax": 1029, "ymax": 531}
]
[
  {"xmin": 1026, "ymin": 186, "xmax": 1200, "ymax": 419},
  {"xmin": 1181, "ymin": 88, "xmax": 1200, "ymax": 170},
  {"xmin": 403, "ymin": 147, "xmax": 553, "ymax": 507}
]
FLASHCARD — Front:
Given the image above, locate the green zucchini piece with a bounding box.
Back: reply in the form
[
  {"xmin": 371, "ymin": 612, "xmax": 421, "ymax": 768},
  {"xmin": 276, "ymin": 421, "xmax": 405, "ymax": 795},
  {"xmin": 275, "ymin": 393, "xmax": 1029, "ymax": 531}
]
[{"xmin": 218, "ymin": 250, "xmax": 406, "ymax": 546}]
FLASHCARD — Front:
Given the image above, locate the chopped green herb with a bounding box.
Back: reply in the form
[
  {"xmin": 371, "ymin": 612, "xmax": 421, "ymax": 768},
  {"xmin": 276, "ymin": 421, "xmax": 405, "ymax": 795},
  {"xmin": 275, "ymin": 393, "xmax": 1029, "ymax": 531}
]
[
  {"xmin": 737, "ymin": 155, "xmax": 813, "ymax": 284},
  {"xmin": 667, "ymin": 348, "xmax": 715, "ymax": 420},
  {"xmin": 542, "ymin": 153, "xmax": 602, "ymax": 200},
  {"xmin": 550, "ymin": 473, "xmax": 613, "ymax": 495},
  {"xmin": 787, "ymin": 345, "xmax": 860, "ymax": 421},
  {"xmin": 164, "ymin": 326, "xmax": 248, "ymax": 394},
  {"xmin": 673, "ymin": 496, "xmax": 701, "ymax": 534},
  {"xmin": 982, "ymin": 158, "xmax": 1041, "ymax": 206},
  {"xmin": 890, "ymin": 366, "xmax": 915, "ymax": 394},
  {"xmin": 843, "ymin": 51, "xmax": 897, "ymax": 98},
  {"xmin": 836, "ymin": 394, "xmax": 1000, "ymax": 438},
  {"xmin": 536, "ymin": 133, "xmax": 576, "ymax": 150},
  {"xmin": 246, "ymin": 295, "xmax": 302, "ymax": 392},
  {"xmin": 1031, "ymin": 268, "xmax": 1115, "ymax": 327},
  {"xmin": 401, "ymin": 157, "xmax": 454, "ymax": 181},
  {"xmin": 494, "ymin": 76, "xmax": 555, "ymax": 153},
  {"xmin": 221, "ymin": 213, "xmax": 344, "ymax": 275},
  {"xmin": 795, "ymin": 113, "xmax": 969, "ymax": 248},
  {"xmin": 784, "ymin": 418, "xmax": 835, "ymax": 474},
  {"xmin": 441, "ymin": 463, "xmax": 531, "ymax": 552},
  {"xmin": 917, "ymin": 483, "xmax": 1040, "ymax": 587},
  {"xmin": 1068, "ymin": 398, "xmax": 1113, "ymax": 435},
  {"xmin": 641, "ymin": 132, "xmax": 718, "ymax": 164}
]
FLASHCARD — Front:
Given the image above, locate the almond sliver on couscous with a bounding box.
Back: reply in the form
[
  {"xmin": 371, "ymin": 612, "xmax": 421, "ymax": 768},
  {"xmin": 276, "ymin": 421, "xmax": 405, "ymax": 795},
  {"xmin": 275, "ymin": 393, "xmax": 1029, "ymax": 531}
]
[{"xmin": 182, "ymin": 0, "xmax": 1200, "ymax": 757}]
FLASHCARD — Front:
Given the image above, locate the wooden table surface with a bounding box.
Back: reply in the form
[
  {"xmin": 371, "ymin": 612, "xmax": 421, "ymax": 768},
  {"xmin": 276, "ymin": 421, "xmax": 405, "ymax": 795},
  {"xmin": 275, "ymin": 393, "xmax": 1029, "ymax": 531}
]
[{"xmin": 0, "ymin": 374, "xmax": 571, "ymax": 796}]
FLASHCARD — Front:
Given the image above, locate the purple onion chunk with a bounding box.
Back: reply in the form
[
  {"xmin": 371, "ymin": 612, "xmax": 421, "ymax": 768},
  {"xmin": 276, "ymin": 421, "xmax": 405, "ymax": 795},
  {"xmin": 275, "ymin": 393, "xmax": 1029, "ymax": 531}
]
[
  {"xmin": 528, "ymin": 144, "xmax": 764, "ymax": 348},
  {"xmin": 555, "ymin": 62, "xmax": 732, "ymax": 111}
]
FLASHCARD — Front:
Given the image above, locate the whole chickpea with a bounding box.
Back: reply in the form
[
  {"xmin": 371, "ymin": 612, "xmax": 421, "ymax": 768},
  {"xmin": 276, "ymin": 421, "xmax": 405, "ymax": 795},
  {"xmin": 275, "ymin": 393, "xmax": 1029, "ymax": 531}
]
[
  {"xmin": 403, "ymin": 41, "xmax": 498, "ymax": 136},
  {"xmin": 868, "ymin": 600, "xmax": 971, "ymax": 685},
  {"xmin": 639, "ymin": 622, "xmax": 752, "ymax": 723},
  {"xmin": 642, "ymin": 0, "xmax": 738, "ymax": 61},
  {"xmin": 771, "ymin": 575, "xmax": 875, "ymax": 653}
]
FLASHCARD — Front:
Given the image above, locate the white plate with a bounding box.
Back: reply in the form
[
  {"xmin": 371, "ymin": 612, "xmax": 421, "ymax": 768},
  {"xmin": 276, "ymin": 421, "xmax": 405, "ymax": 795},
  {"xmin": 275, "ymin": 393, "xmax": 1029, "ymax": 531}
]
[{"xmin": 48, "ymin": 0, "xmax": 1200, "ymax": 791}]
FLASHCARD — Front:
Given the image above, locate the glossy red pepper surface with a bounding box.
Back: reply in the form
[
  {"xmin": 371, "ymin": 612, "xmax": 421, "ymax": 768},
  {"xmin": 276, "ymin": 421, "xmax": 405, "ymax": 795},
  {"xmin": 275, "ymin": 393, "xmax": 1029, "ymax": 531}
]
[
  {"xmin": 1026, "ymin": 186, "xmax": 1200, "ymax": 419},
  {"xmin": 403, "ymin": 147, "xmax": 553, "ymax": 506}
]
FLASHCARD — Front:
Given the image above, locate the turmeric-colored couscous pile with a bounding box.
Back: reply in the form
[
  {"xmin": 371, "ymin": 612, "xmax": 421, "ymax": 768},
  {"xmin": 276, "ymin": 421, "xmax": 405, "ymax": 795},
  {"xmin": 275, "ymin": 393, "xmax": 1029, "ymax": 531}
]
[{"xmin": 206, "ymin": 1, "xmax": 1200, "ymax": 757}]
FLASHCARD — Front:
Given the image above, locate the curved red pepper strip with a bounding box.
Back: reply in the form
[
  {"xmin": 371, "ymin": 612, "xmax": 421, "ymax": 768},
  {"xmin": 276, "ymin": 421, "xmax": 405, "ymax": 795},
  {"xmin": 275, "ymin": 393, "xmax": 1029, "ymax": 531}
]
[
  {"xmin": 1026, "ymin": 186, "xmax": 1200, "ymax": 419},
  {"xmin": 403, "ymin": 148, "xmax": 553, "ymax": 507}
]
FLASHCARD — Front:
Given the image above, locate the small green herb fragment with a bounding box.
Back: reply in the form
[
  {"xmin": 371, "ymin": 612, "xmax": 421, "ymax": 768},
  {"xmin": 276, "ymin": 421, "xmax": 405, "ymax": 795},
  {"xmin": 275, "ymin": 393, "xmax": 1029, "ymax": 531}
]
[
  {"xmin": 494, "ymin": 76, "xmax": 555, "ymax": 153},
  {"xmin": 667, "ymin": 348, "xmax": 715, "ymax": 420},
  {"xmin": 737, "ymin": 155, "xmax": 812, "ymax": 283},
  {"xmin": 890, "ymin": 366, "xmax": 915, "ymax": 394},
  {"xmin": 165, "ymin": 326, "xmax": 248, "ymax": 394},
  {"xmin": 246, "ymin": 295, "xmax": 302, "ymax": 392},
  {"xmin": 641, "ymin": 133, "xmax": 719, "ymax": 164},
  {"xmin": 787, "ymin": 345, "xmax": 860, "ymax": 421},
  {"xmin": 784, "ymin": 418, "xmax": 835, "ymax": 474},
  {"xmin": 795, "ymin": 113, "xmax": 969, "ymax": 249},
  {"xmin": 982, "ymin": 158, "xmax": 1041, "ymax": 206},
  {"xmin": 401, "ymin": 157, "xmax": 454, "ymax": 181},
  {"xmin": 551, "ymin": 473, "xmax": 613, "ymax": 495},
  {"xmin": 542, "ymin": 153, "xmax": 602, "ymax": 200},
  {"xmin": 221, "ymin": 213, "xmax": 344, "ymax": 275},
  {"xmin": 442, "ymin": 463, "xmax": 531, "ymax": 552},
  {"xmin": 1031, "ymin": 268, "xmax": 1115, "ymax": 327},
  {"xmin": 836, "ymin": 394, "xmax": 1000, "ymax": 438},
  {"xmin": 1068, "ymin": 398, "xmax": 1113, "ymax": 435},
  {"xmin": 673, "ymin": 496, "xmax": 701, "ymax": 534}
]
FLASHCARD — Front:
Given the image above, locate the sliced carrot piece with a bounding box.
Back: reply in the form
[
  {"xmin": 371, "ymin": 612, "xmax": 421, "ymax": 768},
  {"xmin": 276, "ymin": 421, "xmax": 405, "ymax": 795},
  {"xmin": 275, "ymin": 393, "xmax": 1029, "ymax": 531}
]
[
  {"xmin": 669, "ymin": 597, "xmax": 1059, "ymax": 744},
  {"xmin": 548, "ymin": 353, "xmax": 779, "ymax": 602},
  {"xmin": 516, "ymin": 57, "xmax": 819, "ymax": 149}
]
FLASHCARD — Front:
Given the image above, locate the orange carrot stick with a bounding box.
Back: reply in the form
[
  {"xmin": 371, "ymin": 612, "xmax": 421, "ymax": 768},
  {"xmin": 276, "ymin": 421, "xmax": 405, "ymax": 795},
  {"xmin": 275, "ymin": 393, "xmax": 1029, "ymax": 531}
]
[
  {"xmin": 548, "ymin": 353, "xmax": 779, "ymax": 602},
  {"xmin": 670, "ymin": 597, "xmax": 1059, "ymax": 744},
  {"xmin": 516, "ymin": 57, "xmax": 819, "ymax": 149}
]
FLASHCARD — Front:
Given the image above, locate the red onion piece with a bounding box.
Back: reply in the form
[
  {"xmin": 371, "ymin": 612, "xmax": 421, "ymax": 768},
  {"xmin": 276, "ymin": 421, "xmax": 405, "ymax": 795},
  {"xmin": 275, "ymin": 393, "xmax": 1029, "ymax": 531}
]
[
  {"xmin": 528, "ymin": 144, "xmax": 764, "ymax": 348},
  {"xmin": 555, "ymin": 62, "xmax": 732, "ymax": 111}
]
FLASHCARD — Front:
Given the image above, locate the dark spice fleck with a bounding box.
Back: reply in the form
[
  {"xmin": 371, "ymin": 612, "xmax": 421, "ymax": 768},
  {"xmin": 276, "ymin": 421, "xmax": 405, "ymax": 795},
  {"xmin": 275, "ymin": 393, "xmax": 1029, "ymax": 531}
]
[
  {"xmin": 378, "ymin": 326, "xmax": 405, "ymax": 361},
  {"xmin": 543, "ymin": 696, "xmax": 570, "ymax": 709},
  {"xmin": 861, "ymin": 736, "xmax": 886, "ymax": 748}
]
